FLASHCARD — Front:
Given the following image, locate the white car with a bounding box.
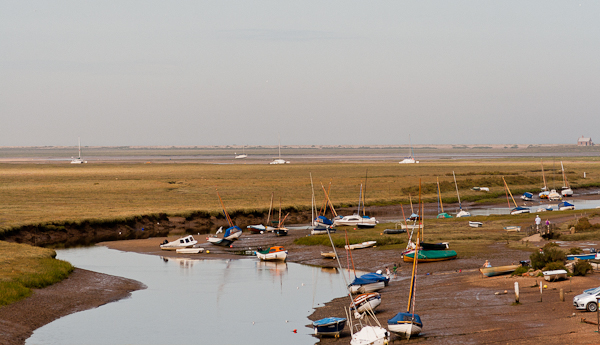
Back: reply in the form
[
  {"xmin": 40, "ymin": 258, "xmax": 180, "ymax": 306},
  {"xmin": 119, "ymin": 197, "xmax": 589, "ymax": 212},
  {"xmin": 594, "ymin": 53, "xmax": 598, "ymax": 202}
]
[{"xmin": 573, "ymin": 286, "xmax": 600, "ymax": 312}]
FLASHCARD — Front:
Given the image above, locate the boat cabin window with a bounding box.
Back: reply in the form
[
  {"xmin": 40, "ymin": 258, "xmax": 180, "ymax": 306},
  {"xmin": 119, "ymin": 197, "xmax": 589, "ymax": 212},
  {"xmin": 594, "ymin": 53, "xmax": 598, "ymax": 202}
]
[
  {"xmin": 179, "ymin": 239, "xmax": 184, "ymax": 243},
  {"xmin": 185, "ymin": 238, "xmax": 189, "ymax": 243}
]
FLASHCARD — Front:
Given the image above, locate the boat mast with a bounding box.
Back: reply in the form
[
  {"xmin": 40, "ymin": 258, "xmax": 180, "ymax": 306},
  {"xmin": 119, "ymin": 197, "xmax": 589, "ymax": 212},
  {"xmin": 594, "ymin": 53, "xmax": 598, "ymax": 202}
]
[
  {"xmin": 561, "ymin": 161, "xmax": 569, "ymax": 188},
  {"xmin": 357, "ymin": 184, "xmax": 363, "ymax": 216},
  {"xmin": 310, "ymin": 173, "xmax": 315, "ymax": 227},
  {"xmin": 78, "ymin": 137, "xmax": 81, "ymax": 159},
  {"xmin": 437, "ymin": 177, "xmax": 445, "ymax": 214},
  {"xmin": 541, "ymin": 159, "xmax": 548, "ymax": 191},
  {"xmin": 453, "ymin": 171, "xmax": 462, "ymax": 211},
  {"xmin": 363, "ymin": 169, "xmax": 368, "ymax": 217},
  {"xmin": 502, "ymin": 177, "xmax": 518, "ymax": 208},
  {"xmin": 266, "ymin": 192, "xmax": 274, "ymax": 227},
  {"xmin": 216, "ymin": 188, "xmax": 234, "ymax": 227}
]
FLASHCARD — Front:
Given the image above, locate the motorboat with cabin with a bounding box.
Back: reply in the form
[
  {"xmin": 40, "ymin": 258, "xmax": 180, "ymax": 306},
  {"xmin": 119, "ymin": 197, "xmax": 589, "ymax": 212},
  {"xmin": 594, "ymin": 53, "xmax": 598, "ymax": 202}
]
[{"xmin": 160, "ymin": 235, "xmax": 198, "ymax": 250}]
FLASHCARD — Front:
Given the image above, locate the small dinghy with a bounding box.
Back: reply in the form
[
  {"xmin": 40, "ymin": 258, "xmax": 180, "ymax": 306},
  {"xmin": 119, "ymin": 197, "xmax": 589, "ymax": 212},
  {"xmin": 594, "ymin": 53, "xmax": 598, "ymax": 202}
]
[
  {"xmin": 469, "ymin": 221, "xmax": 483, "ymax": 228},
  {"xmin": 383, "ymin": 228, "xmax": 406, "ymax": 234},
  {"xmin": 350, "ymin": 292, "xmax": 382, "ymax": 315},
  {"xmin": 159, "ymin": 235, "xmax": 197, "ymax": 251},
  {"xmin": 256, "ymin": 246, "xmax": 288, "ymax": 261},
  {"xmin": 345, "ymin": 241, "xmax": 377, "ymax": 250},
  {"xmin": 313, "ymin": 317, "xmax": 347, "ymax": 337},
  {"xmin": 321, "ymin": 252, "xmax": 336, "ymax": 259},
  {"xmin": 479, "ymin": 264, "xmax": 520, "ymax": 277}
]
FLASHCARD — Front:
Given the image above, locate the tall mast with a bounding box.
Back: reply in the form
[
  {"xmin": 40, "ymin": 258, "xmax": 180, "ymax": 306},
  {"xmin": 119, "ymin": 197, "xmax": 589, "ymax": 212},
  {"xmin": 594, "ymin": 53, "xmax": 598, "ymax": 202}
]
[
  {"xmin": 541, "ymin": 159, "xmax": 548, "ymax": 191},
  {"xmin": 78, "ymin": 137, "xmax": 81, "ymax": 159},
  {"xmin": 453, "ymin": 171, "xmax": 462, "ymax": 210}
]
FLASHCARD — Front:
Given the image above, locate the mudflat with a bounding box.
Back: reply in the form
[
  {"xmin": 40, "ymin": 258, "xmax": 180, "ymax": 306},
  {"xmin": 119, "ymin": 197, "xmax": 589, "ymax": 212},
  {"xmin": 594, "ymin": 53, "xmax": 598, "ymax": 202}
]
[{"xmin": 0, "ymin": 269, "xmax": 145, "ymax": 345}]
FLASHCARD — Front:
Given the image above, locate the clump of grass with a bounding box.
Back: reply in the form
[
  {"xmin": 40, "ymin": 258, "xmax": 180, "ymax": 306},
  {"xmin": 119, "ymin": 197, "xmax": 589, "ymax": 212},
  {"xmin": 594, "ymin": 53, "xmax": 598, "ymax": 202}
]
[
  {"xmin": 0, "ymin": 241, "xmax": 74, "ymax": 306},
  {"xmin": 573, "ymin": 261, "xmax": 593, "ymax": 276}
]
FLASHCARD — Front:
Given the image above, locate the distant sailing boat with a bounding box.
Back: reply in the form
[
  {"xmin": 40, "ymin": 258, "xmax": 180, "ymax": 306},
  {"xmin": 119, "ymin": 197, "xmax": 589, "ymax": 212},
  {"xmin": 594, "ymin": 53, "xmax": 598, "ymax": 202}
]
[
  {"xmin": 560, "ymin": 161, "xmax": 573, "ymax": 197},
  {"xmin": 399, "ymin": 135, "xmax": 419, "ymax": 164},
  {"xmin": 234, "ymin": 145, "xmax": 248, "ymax": 159},
  {"xmin": 70, "ymin": 137, "xmax": 87, "ymax": 164},
  {"xmin": 453, "ymin": 171, "xmax": 470, "ymax": 217},
  {"xmin": 269, "ymin": 135, "xmax": 290, "ymax": 164}
]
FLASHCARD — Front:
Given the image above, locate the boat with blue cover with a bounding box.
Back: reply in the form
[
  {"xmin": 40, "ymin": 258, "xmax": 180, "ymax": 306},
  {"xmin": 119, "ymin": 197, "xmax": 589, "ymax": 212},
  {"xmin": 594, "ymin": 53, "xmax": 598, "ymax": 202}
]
[
  {"xmin": 207, "ymin": 226, "xmax": 239, "ymax": 246},
  {"xmin": 348, "ymin": 272, "xmax": 389, "ymax": 294},
  {"xmin": 313, "ymin": 317, "xmax": 347, "ymax": 337},
  {"xmin": 521, "ymin": 192, "xmax": 533, "ymax": 201},
  {"xmin": 558, "ymin": 201, "xmax": 575, "ymax": 211}
]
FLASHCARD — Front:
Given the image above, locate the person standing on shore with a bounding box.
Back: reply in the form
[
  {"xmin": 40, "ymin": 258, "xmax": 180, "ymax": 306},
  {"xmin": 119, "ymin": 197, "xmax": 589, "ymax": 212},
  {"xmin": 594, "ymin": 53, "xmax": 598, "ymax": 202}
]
[{"xmin": 535, "ymin": 215, "xmax": 541, "ymax": 231}]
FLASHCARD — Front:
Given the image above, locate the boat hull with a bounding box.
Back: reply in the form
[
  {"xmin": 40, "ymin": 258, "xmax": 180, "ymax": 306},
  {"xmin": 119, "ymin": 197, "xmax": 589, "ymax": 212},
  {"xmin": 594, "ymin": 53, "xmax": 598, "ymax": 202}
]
[
  {"xmin": 345, "ymin": 241, "xmax": 377, "ymax": 250},
  {"xmin": 383, "ymin": 229, "xmax": 406, "ymax": 234},
  {"xmin": 313, "ymin": 317, "xmax": 347, "ymax": 337},
  {"xmin": 388, "ymin": 322, "xmax": 422, "ymax": 337},
  {"xmin": 349, "ymin": 281, "xmax": 385, "ymax": 294},
  {"xmin": 403, "ymin": 249, "xmax": 457, "ymax": 263},
  {"xmin": 543, "ymin": 269, "xmax": 568, "ymax": 281},
  {"xmin": 479, "ymin": 265, "xmax": 520, "ymax": 277},
  {"xmin": 256, "ymin": 250, "xmax": 288, "ymax": 261},
  {"xmin": 351, "ymin": 293, "xmax": 382, "ymax": 314},
  {"xmin": 469, "ymin": 221, "xmax": 483, "ymax": 228},
  {"xmin": 175, "ymin": 247, "xmax": 204, "ymax": 254}
]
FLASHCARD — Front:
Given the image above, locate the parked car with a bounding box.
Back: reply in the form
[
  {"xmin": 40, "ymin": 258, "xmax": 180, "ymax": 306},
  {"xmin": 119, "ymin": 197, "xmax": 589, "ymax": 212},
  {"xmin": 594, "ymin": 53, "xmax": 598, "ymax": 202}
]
[{"xmin": 573, "ymin": 286, "xmax": 600, "ymax": 312}]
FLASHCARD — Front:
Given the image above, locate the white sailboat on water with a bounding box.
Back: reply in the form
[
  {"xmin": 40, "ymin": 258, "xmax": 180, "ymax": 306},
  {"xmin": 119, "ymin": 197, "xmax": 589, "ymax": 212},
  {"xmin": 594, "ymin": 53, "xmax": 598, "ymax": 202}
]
[
  {"xmin": 269, "ymin": 135, "xmax": 290, "ymax": 164},
  {"xmin": 234, "ymin": 145, "xmax": 248, "ymax": 159},
  {"xmin": 399, "ymin": 135, "xmax": 419, "ymax": 164},
  {"xmin": 70, "ymin": 137, "xmax": 87, "ymax": 164}
]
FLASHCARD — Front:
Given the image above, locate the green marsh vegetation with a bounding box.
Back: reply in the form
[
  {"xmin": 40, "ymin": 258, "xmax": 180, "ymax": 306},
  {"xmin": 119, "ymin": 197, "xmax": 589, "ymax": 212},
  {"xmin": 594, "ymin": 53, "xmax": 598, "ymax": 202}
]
[{"xmin": 0, "ymin": 241, "xmax": 73, "ymax": 306}]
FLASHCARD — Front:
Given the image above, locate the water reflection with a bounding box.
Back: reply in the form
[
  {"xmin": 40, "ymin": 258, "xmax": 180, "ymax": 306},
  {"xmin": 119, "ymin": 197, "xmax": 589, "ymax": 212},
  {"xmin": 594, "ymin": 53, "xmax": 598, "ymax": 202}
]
[{"xmin": 27, "ymin": 246, "xmax": 347, "ymax": 345}]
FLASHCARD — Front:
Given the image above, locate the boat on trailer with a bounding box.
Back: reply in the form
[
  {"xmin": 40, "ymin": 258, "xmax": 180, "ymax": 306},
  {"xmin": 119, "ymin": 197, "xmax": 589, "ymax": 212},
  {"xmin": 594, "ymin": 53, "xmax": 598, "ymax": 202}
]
[{"xmin": 160, "ymin": 235, "xmax": 198, "ymax": 250}]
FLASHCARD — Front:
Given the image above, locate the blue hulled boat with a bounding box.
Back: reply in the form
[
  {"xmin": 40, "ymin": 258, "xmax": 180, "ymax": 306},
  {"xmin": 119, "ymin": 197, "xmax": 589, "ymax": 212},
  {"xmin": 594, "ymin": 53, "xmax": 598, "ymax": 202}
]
[{"xmin": 313, "ymin": 317, "xmax": 347, "ymax": 337}]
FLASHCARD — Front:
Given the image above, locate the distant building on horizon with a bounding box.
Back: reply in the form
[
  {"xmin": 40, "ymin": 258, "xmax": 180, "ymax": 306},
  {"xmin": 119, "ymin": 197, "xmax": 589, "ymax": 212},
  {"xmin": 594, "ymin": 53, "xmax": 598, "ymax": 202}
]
[{"xmin": 577, "ymin": 136, "xmax": 594, "ymax": 146}]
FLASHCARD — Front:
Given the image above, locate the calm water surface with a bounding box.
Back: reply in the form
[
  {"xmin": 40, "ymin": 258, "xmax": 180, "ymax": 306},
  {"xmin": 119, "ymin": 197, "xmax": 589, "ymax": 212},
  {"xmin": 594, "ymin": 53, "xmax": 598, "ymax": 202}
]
[{"xmin": 27, "ymin": 246, "xmax": 348, "ymax": 345}]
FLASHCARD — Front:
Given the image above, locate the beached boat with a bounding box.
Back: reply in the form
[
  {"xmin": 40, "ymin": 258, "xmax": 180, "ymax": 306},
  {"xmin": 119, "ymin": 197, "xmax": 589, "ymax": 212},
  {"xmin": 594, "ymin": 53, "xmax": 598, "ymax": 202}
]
[
  {"xmin": 560, "ymin": 161, "xmax": 573, "ymax": 197},
  {"xmin": 453, "ymin": 171, "xmax": 470, "ymax": 217},
  {"xmin": 521, "ymin": 192, "xmax": 533, "ymax": 201},
  {"xmin": 510, "ymin": 206, "xmax": 530, "ymax": 215},
  {"xmin": 159, "ymin": 235, "xmax": 198, "ymax": 250},
  {"xmin": 539, "ymin": 159, "xmax": 549, "ymax": 199},
  {"xmin": 502, "ymin": 177, "xmax": 530, "ymax": 215},
  {"xmin": 348, "ymin": 272, "xmax": 389, "ymax": 294},
  {"xmin": 383, "ymin": 228, "xmax": 406, "ymax": 234},
  {"xmin": 321, "ymin": 252, "xmax": 336, "ymax": 259},
  {"xmin": 536, "ymin": 205, "xmax": 554, "ymax": 212},
  {"xmin": 311, "ymin": 225, "xmax": 336, "ymax": 235},
  {"xmin": 256, "ymin": 246, "xmax": 288, "ymax": 261},
  {"xmin": 234, "ymin": 145, "xmax": 248, "ymax": 159},
  {"xmin": 469, "ymin": 221, "xmax": 483, "ymax": 228},
  {"xmin": 334, "ymin": 183, "xmax": 378, "ymax": 228},
  {"xmin": 313, "ymin": 317, "xmax": 347, "ymax": 337},
  {"xmin": 388, "ymin": 237, "xmax": 423, "ymax": 339},
  {"xmin": 420, "ymin": 242, "xmax": 449, "ymax": 250},
  {"xmin": 400, "ymin": 223, "xmax": 423, "ymax": 230},
  {"xmin": 247, "ymin": 192, "xmax": 275, "ymax": 234},
  {"xmin": 548, "ymin": 189, "xmax": 561, "ymax": 201},
  {"xmin": 543, "ymin": 269, "xmax": 568, "ymax": 282},
  {"xmin": 503, "ymin": 226, "xmax": 521, "ymax": 232},
  {"xmin": 567, "ymin": 253, "xmax": 600, "ymax": 261},
  {"xmin": 403, "ymin": 249, "xmax": 457, "ymax": 263},
  {"xmin": 350, "ymin": 325, "xmax": 389, "ymax": 345},
  {"xmin": 176, "ymin": 247, "xmax": 204, "ymax": 254},
  {"xmin": 558, "ymin": 201, "xmax": 575, "ymax": 211},
  {"xmin": 479, "ymin": 264, "xmax": 520, "ymax": 277},
  {"xmin": 345, "ymin": 241, "xmax": 377, "ymax": 250},
  {"xmin": 351, "ymin": 292, "xmax": 382, "ymax": 315}
]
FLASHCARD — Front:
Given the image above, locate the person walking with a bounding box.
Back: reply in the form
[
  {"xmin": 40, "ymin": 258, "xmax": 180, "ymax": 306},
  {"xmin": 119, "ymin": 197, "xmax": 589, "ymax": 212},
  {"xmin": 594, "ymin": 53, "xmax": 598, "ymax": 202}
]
[{"xmin": 535, "ymin": 215, "xmax": 541, "ymax": 231}]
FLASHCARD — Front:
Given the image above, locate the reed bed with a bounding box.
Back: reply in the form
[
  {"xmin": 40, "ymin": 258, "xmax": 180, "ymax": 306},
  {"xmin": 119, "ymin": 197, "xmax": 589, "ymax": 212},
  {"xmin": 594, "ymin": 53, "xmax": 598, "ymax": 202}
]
[{"xmin": 1, "ymin": 160, "xmax": 599, "ymax": 233}]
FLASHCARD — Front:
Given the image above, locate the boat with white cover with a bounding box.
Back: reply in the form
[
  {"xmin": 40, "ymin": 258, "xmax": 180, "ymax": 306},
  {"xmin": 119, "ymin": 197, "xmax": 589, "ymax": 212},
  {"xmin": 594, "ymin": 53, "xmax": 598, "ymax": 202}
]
[
  {"xmin": 543, "ymin": 269, "xmax": 568, "ymax": 282},
  {"xmin": 345, "ymin": 241, "xmax": 377, "ymax": 250}
]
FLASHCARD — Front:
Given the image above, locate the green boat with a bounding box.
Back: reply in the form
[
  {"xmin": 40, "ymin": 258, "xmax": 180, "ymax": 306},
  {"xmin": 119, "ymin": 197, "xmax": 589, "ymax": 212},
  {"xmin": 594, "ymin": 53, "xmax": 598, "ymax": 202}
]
[{"xmin": 403, "ymin": 249, "xmax": 457, "ymax": 263}]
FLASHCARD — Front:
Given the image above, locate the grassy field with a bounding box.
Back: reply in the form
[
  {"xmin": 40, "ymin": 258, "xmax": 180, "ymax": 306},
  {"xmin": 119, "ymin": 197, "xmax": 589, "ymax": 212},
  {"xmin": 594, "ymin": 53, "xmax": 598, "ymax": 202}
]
[
  {"xmin": 0, "ymin": 241, "xmax": 73, "ymax": 306},
  {"xmin": 1, "ymin": 159, "xmax": 600, "ymax": 233}
]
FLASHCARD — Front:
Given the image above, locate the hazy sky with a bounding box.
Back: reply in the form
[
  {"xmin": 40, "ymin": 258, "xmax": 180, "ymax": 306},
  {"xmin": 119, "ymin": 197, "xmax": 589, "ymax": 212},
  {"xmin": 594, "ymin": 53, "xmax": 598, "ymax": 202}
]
[{"xmin": 2, "ymin": 1, "xmax": 599, "ymax": 147}]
